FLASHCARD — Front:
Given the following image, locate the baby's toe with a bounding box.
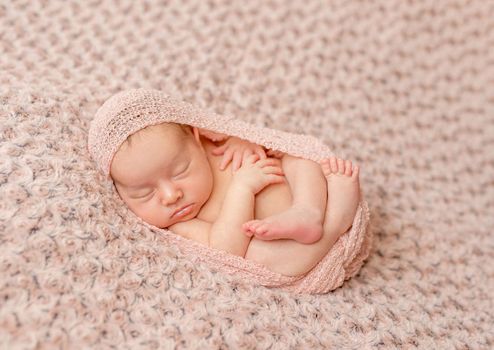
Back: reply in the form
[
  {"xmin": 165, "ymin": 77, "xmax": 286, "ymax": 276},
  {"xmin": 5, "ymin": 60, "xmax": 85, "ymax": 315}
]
[
  {"xmin": 337, "ymin": 158, "xmax": 345, "ymax": 174},
  {"xmin": 242, "ymin": 220, "xmax": 256, "ymax": 231},
  {"xmin": 351, "ymin": 165, "xmax": 360, "ymax": 180},
  {"xmin": 250, "ymin": 220, "xmax": 264, "ymax": 230},
  {"xmin": 244, "ymin": 230, "xmax": 254, "ymax": 237},
  {"xmin": 330, "ymin": 157, "xmax": 338, "ymax": 173},
  {"xmin": 253, "ymin": 223, "xmax": 271, "ymax": 236},
  {"xmin": 245, "ymin": 220, "xmax": 265, "ymax": 235},
  {"xmin": 242, "ymin": 224, "xmax": 253, "ymax": 236},
  {"xmin": 319, "ymin": 158, "xmax": 330, "ymax": 167},
  {"xmin": 320, "ymin": 159, "xmax": 331, "ymax": 176},
  {"xmin": 345, "ymin": 160, "xmax": 352, "ymax": 176}
]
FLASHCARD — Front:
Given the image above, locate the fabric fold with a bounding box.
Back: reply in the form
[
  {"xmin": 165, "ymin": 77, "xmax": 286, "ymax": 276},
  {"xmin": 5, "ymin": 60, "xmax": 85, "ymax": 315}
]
[{"xmin": 88, "ymin": 88, "xmax": 372, "ymax": 294}]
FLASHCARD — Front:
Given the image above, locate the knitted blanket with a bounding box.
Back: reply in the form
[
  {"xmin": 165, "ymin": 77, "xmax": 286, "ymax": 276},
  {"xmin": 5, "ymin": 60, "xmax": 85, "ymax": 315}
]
[
  {"xmin": 1, "ymin": 0, "xmax": 493, "ymax": 348},
  {"xmin": 88, "ymin": 88, "xmax": 372, "ymax": 294}
]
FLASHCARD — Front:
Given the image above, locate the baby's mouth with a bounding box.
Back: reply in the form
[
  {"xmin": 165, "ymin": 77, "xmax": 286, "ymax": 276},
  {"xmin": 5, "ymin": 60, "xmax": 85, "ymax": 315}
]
[{"xmin": 171, "ymin": 204, "xmax": 194, "ymax": 218}]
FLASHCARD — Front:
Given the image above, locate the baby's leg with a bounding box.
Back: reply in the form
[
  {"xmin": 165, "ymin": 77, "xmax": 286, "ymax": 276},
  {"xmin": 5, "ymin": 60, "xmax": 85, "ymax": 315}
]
[
  {"xmin": 320, "ymin": 156, "xmax": 361, "ymax": 245},
  {"xmin": 244, "ymin": 156, "xmax": 361, "ymax": 276},
  {"xmin": 243, "ymin": 154, "xmax": 327, "ymax": 244}
]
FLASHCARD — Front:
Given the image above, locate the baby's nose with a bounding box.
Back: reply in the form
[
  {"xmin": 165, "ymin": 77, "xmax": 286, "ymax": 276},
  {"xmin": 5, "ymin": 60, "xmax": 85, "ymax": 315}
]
[{"xmin": 160, "ymin": 184, "xmax": 183, "ymax": 205}]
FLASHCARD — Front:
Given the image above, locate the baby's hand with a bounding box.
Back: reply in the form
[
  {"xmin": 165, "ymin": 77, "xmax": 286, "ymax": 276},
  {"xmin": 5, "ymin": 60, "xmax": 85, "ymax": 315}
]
[
  {"xmin": 212, "ymin": 137, "xmax": 267, "ymax": 171},
  {"xmin": 231, "ymin": 154, "xmax": 285, "ymax": 194}
]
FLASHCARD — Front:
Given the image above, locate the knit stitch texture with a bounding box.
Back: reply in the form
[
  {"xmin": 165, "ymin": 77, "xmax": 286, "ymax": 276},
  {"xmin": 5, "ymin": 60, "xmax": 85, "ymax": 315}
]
[
  {"xmin": 1, "ymin": 0, "xmax": 493, "ymax": 348},
  {"xmin": 88, "ymin": 88, "xmax": 372, "ymax": 294}
]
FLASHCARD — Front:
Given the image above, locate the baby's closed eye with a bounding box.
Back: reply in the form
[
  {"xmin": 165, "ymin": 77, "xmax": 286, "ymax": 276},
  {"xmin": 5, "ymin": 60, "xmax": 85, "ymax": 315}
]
[
  {"xmin": 130, "ymin": 190, "xmax": 155, "ymax": 199},
  {"xmin": 173, "ymin": 162, "xmax": 190, "ymax": 177}
]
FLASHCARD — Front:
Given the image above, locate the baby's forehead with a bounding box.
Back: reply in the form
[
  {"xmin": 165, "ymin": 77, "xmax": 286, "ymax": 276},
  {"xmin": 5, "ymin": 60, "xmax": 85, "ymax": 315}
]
[
  {"xmin": 111, "ymin": 143, "xmax": 188, "ymax": 188},
  {"xmin": 135, "ymin": 122, "xmax": 183, "ymax": 137},
  {"xmin": 123, "ymin": 123, "xmax": 186, "ymax": 146},
  {"xmin": 88, "ymin": 89, "xmax": 204, "ymax": 178}
]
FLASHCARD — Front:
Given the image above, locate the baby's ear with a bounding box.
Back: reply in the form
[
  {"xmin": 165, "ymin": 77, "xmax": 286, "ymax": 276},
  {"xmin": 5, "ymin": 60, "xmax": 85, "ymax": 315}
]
[
  {"xmin": 196, "ymin": 128, "xmax": 229, "ymax": 142},
  {"xmin": 192, "ymin": 127, "xmax": 202, "ymax": 143},
  {"xmin": 191, "ymin": 127, "xmax": 208, "ymax": 153}
]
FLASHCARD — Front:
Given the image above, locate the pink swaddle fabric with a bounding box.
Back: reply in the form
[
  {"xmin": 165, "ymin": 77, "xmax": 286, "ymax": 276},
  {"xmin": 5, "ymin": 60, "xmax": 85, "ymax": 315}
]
[{"xmin": 88, "ymin": 88, "xmax": 372, "ymax": 294}]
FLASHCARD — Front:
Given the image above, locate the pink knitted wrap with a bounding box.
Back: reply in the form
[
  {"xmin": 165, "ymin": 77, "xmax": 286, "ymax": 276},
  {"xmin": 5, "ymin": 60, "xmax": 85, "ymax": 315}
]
[{"xmin": 88, "ymin": 89, "xmax": 372, "ymax": 294}]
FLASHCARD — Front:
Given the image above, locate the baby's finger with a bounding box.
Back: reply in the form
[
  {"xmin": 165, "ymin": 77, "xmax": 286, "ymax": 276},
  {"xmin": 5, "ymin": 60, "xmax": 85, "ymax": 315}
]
[
  {"xmin": 267, "ymin": 174, "xmax": 286, "ymax": 184},
  {"xmin": 257, "ymin": 157, "xmax": 282, "ymax": 167},
  {"xmin": 243, "ymin": 148, "xmax": 253, "ymax": 163},
  {"xmin": 212, "ymin": 144, "xmax": 227, "ymax": 155},
  {"xmin": 245, "ymin": 153, "xmax": 260, "ymax": 164},
  {"xmin": 256, "ymin": 147, "xmax": 267, "ymax": 160},
  {"xmin": 220, "ymin": 149, "xmax": 234, "ymax": 170},
  {"xmin": 262, "ymin": 165, "xmax": 284, "ymax": 175},
  {"xmin": 231, "ymin": 152, "xmax": 243, "ymax": 171}
]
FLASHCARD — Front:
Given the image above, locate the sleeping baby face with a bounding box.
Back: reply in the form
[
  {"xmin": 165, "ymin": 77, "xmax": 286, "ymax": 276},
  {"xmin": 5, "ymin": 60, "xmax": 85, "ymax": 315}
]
[{"xmin": 110, "ymin": 123, "xmax": 214, "ymax": 228}]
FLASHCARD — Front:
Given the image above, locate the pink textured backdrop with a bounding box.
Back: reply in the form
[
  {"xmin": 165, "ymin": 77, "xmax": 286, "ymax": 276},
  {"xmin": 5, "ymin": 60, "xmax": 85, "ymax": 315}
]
[{"xmin": 1, "ymin": 0, "xmax": 493, "ymax": 348}]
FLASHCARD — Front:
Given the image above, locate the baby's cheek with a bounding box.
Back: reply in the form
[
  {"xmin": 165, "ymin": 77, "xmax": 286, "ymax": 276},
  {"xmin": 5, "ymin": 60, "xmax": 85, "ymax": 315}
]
[
  {"xmin": 139, "ymin": 204, "xmax": 168, "ymax": 227},
  {"xmin": 127, "ymin": 200, "xmax": 151, "ymax": 219}
]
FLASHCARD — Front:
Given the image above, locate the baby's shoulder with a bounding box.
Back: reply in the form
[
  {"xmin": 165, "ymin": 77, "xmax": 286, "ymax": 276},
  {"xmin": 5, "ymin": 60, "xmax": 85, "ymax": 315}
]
[{"xmin": 169, "ymin": 218, "xmax": 212, "ymax": 246}]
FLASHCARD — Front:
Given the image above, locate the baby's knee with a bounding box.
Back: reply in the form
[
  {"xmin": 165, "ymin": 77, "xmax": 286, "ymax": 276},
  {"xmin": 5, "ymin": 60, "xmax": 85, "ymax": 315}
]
[{"xmin": 282, "ymin": 154, "xmax": 320, "ymax": 171}]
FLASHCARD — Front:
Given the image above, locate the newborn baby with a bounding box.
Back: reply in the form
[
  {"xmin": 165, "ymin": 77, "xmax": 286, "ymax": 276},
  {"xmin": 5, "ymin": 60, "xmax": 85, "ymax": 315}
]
[{"xmin": 109, "ymin": 122, "xmax": 361, "ymax": 276}]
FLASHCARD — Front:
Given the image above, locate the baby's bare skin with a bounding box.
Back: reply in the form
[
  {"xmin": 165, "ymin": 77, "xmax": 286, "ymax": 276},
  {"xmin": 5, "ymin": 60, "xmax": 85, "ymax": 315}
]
[
  {"xmin": 199, "ymin": 138, "xmax": 361, "ymax": 275},
  {"xmin": 210, "ymin": 136, "xmax": 328, "ymax": 244},
  {"xmin": 320, "ymin": 157, "xmax": 361, "ymax": 234},
  {"xmin": 111, "ymin": 125, "xmax": 361, "ymax": 276},
  {"xmin": 243, "ymin": 206, "xmax": 324, "ymax": 243},
  {"xmin": 243, "ymin": 156, "xmax": 360, "ymax": 243},
  {"xmin": 243, "ymin": 155, "xmax": 326, "ymax": 244},
  {"xmin": 243, "ymin": 155, "xmax": 361, "ymax": 276}
]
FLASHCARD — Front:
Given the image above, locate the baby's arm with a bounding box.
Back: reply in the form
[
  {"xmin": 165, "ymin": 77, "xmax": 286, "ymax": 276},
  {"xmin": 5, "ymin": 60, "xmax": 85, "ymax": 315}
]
[
  {"xmin": 212, "ymin": 137, "xmax": 267, "ymax": 171},
  {"xmin": 199, "ymin": 128, "xmax": 284, "ymax": 168},
  {"xmin": 209, "ymin": 155, "xmax": 285, "ymax": 257},
  {"xmin": 170, "ymin": 185, "xmax": 254, "ymax": 256},
  {"xmin": 171, "ymin": 154, "xmax": 284, "ymax": 256},
  {"xmin": 208, "ymin": 183, "xmax": 255, "ymax": 256}
]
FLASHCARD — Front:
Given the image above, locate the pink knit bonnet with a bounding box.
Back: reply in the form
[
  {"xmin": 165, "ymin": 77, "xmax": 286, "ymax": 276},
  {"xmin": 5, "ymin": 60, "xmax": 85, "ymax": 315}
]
[
  {"xmin": 88, "ymin": 88, "xmax": 333, "ymax": 181},
  {"xmin": 88, "ymin": 89, "xmax": 195, "ymax": 179}
]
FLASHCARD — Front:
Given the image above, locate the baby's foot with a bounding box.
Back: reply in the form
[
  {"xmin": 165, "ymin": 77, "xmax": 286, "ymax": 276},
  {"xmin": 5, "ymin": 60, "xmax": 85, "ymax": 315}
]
[
  {"xmin": 319, "ymin": 157, "xmax": 361, "ymax": 234},
  {"xmin": 242, "ymin": 206, "xmax": 323, "ymax": 244}
]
